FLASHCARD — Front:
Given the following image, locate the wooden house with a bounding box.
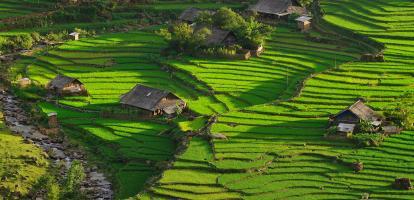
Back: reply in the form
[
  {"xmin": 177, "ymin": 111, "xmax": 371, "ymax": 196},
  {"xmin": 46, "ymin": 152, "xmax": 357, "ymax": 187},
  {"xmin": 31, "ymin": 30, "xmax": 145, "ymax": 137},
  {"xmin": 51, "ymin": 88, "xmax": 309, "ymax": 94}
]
[
  {"xmin": 330, "ymin": 100, "xmax": 383, "ymax": 133},
  {"xmin": 179, "ymin": 7, "xmax": 202, "ymax": 24},
  {"xmin": 120, "ymin": 84, "xmax": 186, "ymax": 116},
  {"xmin": 248, "ymin": 0, "xmax": 306, "ymax": 20},
  {"xmin": 69, "ymin": 32, "xmax": 80, "ymax": 41},
  {"xmin": 47, "ymin": 75, "xmax": 87, "ymax": 96},
  {"xmin": 295, "ymin": 16, "xmax": 312, "ymax": 32}
]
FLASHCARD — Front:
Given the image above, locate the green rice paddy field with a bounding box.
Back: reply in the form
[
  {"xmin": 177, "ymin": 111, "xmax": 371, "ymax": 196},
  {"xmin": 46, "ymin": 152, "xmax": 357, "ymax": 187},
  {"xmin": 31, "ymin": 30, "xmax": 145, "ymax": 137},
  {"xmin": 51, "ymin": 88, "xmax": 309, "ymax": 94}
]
[
  {"xmin": 7, "ymin": 0, "xmax": 414, "ymax": 199},
  {"xmin": 0, "ymin": 0, "xmax": 55, "ymax": 19}
]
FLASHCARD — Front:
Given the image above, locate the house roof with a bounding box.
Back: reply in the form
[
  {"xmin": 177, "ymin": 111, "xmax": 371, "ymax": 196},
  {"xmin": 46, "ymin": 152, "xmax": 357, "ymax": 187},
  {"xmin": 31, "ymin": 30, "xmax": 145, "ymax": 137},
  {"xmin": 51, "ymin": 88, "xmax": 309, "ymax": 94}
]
[
  {"xmin": 287, "ymin": 5, "xmax": 307, "ymax": 15},
  {"xmin": 120, "ymin": 84, "xmax": 173, "ymax": 111},
  {"xmin": 179, "ymin": 7, "xmax": 202, "ymax": 23},
  {"xmin": 334, "ymin": 100, "xmax": 380, "ymax": 121},
  {"xmin": 204, "ymin": 26, "xmax": 234, "ymax": 46},
  {"xmin": 48, "ymin": 75, "xmax": 80, "ymax": 90},
  {"xmin": 295, "ymin": 16, "xmax": 312, "ymax": 22},
  {"xmin": 249, "ymin": 0, "xmax": 292, "ymax": 15},
  {"xmin": 69, "ymin": 32, "xmax": 79, "ymax": 36}
]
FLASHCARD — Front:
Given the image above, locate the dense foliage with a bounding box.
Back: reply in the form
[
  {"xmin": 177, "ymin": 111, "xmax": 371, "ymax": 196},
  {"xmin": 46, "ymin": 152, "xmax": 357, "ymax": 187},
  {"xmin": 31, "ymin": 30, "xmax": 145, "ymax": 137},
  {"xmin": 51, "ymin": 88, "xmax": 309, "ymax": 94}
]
[
  {"xmin": 159, "ymin": 7, "xmax": 272, "ymax": 56},
  {"xmin": 0, "ymin": 128, "xmax": 48, "ymax": 198},
  {"xmin": 31, "ymin": 160, "xmax": 87, "ymax": 200},
  {"xmin": 385, "ymin": 92, "xmax": 414, "ymax": 130}
]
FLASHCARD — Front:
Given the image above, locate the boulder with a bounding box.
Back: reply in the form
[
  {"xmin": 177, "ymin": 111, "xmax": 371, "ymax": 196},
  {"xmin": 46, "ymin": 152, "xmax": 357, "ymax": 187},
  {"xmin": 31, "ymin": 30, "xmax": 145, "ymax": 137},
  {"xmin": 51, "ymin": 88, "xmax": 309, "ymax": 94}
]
[{"xmin": 49, "ymin": 148, "xmax": 65, "ymax": 159}]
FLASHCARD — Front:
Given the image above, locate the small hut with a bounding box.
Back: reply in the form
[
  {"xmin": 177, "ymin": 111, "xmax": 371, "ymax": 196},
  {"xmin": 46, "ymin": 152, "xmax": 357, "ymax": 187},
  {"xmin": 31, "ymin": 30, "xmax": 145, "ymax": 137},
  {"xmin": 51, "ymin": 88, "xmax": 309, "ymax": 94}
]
[
  {"xmin": 18, "ymin": 78, "xmax": 32, "ymax": 88},
  {"xmin": 69, "ymin": 32, "xmax": 80, "ymax": 41},
  {"xmin": 47, "ymin": 75, "xmax": 87, "ymax": 96},
  {"xmin": 120, "ymin": 84, "xmax": 186, "ymax": 116},
  {"xmin": 179, "ymin": 7, "xmax": 202, "ymax": 24},
  {"xmin": 331, "ymin": 100, "xmax": 382, "ymax": 126},
  {"xmin": 47, "ymin": 112, "xmax": 58, "ymax": 128},
  {"xmin": 295, "ymin": 16, "xmax": 312, "ymax": 32},
  {"xmin": 249, "ymin": 0, "xmax": 306, "ymax": 19}
]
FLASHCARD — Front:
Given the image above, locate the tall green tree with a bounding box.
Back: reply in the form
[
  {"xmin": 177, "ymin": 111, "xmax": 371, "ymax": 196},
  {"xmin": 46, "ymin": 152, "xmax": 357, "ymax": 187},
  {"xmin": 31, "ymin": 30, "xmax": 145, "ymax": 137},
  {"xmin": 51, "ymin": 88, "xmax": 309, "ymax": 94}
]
[
  {"xmin": 212, "ymin": 7, "xmax": 245, "ymax": 31},
  {"xmin": 236, "ymin": 17, "xmax": 273, "ymax": 49}
]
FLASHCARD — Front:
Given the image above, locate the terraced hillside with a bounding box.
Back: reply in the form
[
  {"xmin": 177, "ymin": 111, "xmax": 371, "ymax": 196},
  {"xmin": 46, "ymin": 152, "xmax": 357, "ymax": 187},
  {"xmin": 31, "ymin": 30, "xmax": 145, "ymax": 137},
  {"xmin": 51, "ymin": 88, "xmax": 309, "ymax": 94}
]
[
  {"xmin": 10, "ymin": 22, "xmax": 363, "ymax": 198},
  {"xmin": 0, "ymin": 0, "xmax": 55, "ymax": 20},
  {"xmin": 6, "ymin": 0, "xmax": 414, "ymax": 199},
  {"xmin": 167, "ymin": 25, "xmax": 362, "ymax": 112},
  {"xmin": 142, "ymin": 0, "xmax": 414, "ymax": 199}
]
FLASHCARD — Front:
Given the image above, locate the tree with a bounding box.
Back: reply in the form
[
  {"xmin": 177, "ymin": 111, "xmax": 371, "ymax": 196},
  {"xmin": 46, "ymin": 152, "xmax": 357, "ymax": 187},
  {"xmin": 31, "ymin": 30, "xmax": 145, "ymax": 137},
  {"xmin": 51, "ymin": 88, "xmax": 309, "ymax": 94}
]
[
  {"xmin": 195, "ymin": 11, "xmax": 214, "ymax": 26},
  {"xmin": 299, "ymin": 0, "xmax": 313, "ymax": 7},
  {"xmin": 159, "ymin": 23, "xmax": 211, "ymax": 53},
  {"xmin": 212, "ymin": 7, "xmax": 245, "ymax": 31},
  {"xmin": 236, "ymin": 17, "xmax": 273, "ymax": 49}
]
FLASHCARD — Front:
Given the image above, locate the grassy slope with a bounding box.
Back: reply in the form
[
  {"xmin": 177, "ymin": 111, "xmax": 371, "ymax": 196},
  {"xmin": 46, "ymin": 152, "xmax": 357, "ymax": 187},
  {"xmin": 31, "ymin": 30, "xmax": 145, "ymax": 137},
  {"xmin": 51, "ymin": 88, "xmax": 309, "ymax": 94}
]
[
  {"xmin": 0, "ymin": 111, "xmax": 48, "ymax": 198},
  {"xmin": 143, "ymin": 0, "xmax": 414, "ymax": 199}
]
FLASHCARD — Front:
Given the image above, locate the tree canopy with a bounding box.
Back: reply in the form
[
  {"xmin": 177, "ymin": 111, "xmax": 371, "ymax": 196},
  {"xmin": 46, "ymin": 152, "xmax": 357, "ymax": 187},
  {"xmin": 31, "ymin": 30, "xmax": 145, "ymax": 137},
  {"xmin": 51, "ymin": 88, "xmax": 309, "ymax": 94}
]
[{"xmin": 159, "ymin": 7, "xmax": 273, "ymax": 55}]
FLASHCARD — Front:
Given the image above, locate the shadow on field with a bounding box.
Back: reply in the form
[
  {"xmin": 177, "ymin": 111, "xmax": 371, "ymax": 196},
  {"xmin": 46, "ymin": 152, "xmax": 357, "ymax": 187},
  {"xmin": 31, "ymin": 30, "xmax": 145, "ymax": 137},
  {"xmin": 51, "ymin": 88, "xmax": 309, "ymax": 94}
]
[{"xmin": 61, "ymin": 118, "xmax": 177, "ymax": 199}]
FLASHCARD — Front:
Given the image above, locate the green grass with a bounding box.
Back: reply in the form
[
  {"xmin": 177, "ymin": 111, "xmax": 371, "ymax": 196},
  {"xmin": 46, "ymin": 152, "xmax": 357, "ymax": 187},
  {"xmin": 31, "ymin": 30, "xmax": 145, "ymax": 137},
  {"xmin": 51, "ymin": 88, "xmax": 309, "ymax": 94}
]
[{"xmin": 0, "ymin": 112, "xmax": 48, "ymax": 198}]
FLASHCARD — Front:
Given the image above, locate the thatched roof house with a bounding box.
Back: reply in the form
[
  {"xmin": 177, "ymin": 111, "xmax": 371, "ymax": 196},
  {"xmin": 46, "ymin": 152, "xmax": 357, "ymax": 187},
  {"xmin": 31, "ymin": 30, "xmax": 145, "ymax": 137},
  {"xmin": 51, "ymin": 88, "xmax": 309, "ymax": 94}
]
[
  {"xmin": 331, "ymin": 100, "xmax": 383, "ymax": 126},
  {"xmin": 179, "ymin": 7, "xmax": 202, "ymax": 24},
  {"xmin": 47, "ymin": 75, "xmax": 87, "ymax": 96},
  {"xmin": 120, "ymin": 84, "xmax": 186, "ymax": 116},
  {"xmin": 249, "ymin": 0, "xmax": 306, "ymax": 18},
  {"xmin": 194, "ymin": 26, "xmax": 236, "ymax": 46}
]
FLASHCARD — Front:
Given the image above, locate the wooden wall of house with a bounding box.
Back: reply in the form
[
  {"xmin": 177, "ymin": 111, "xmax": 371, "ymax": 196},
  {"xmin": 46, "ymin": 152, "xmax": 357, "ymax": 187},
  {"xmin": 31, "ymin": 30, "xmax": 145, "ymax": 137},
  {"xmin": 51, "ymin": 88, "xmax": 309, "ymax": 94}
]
[{"xmin": 333, "ymin": 111, "xmax": 360, "ymax": 125}]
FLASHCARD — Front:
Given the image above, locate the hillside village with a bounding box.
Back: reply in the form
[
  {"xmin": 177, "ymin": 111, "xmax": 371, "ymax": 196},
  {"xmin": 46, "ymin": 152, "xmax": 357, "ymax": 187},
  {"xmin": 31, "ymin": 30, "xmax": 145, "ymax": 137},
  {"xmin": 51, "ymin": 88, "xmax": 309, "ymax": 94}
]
[{"xmin": 0, "ymin": 0, "xmax": 413, "ymax": 199}]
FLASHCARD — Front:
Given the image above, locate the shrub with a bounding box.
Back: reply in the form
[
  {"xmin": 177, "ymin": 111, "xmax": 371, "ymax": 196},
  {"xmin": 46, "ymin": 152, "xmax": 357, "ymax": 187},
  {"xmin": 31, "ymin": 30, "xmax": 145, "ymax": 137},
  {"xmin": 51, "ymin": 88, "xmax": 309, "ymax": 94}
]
[
  {"xmin": 385, "ymin": 92, "xmax": 414, "ymax": 130},
  {"xmin": 6, "ymin": 34, "xmax": 34, "ymax": 50},
  {"xmin": 31, "ymin": 174, "xmax": 61, "ymax": 200},
  {"xmin": 31, "ymin": 32, "xmax": 41, "ymax": 43},
  {"xmin": 359, "ymin": 119, "xmax": 375, "ymax": 133},
  {"xmin": 63, "ymin": 160, "xmax": 86, "ymax": 194},
  {"xmin": 352, "ymin": 133, "xmax": 385, "ymax": 147}
]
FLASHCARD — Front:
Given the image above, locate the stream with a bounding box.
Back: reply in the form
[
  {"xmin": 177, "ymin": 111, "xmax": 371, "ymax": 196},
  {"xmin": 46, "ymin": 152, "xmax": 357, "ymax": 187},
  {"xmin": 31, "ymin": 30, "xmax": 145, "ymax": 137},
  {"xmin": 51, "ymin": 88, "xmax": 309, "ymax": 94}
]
[{"xmin": 0, "ymin": 89, "xmax": 113, "ymax": 200}]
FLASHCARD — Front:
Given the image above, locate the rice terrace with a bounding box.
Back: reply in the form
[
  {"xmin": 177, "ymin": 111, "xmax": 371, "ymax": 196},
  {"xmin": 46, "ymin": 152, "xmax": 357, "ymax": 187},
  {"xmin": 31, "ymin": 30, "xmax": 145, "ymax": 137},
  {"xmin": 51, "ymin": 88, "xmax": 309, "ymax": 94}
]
[{"xmin": 0, "ymin": 0, "xmax": 413, "ymax": 199}]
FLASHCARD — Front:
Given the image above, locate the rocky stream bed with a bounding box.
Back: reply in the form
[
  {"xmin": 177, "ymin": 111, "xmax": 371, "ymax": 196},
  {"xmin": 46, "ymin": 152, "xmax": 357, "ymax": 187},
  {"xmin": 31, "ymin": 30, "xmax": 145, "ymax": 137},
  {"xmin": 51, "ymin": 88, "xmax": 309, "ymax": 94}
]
[{"xmin": 0, "ymin": 90, "xmax": 113, "ymax": 200}]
